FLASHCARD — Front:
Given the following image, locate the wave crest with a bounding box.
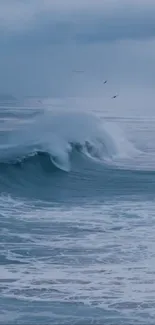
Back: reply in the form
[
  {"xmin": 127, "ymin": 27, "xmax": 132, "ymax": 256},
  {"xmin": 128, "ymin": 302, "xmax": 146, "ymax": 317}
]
[{"xmin": 0, "ymin": 111, "xmax": 138, "ymax": 172}]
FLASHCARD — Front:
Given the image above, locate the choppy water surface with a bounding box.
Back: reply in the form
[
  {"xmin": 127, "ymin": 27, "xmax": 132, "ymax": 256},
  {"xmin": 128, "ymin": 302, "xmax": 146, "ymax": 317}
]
[{"xmin": 0, "ymin": 96, "xmax": 155, "ymax": 324}]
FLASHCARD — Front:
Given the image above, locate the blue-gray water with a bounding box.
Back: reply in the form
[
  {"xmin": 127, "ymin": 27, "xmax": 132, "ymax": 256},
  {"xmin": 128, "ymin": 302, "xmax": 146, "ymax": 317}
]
[{"xmin": 0, "ymin": 96, "xmax": 155, "ymax": 324}]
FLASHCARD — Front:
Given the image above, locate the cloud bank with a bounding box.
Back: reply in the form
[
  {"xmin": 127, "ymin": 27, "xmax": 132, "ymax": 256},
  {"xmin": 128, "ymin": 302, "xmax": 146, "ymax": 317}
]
[
  {"xmin": 0, "ymin": 0, "xmax": 155, "ymax": 43},
  {"xmin": 0, "ymin": 0, "xmax": 155, "ymax": 96}
]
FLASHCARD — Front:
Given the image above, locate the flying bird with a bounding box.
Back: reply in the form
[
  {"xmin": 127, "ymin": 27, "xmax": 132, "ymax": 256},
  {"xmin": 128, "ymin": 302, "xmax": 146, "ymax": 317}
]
[
  {"xmin": 111, "ymin": 93, "xmax": 118, "ymax": 99},
  {"xmin": 103, "ymin": 80, "xmax": 107, "ymax": 84},
  {"xmin": 72, "ymin": 70, "xmax": 84, "ymax": 73}
]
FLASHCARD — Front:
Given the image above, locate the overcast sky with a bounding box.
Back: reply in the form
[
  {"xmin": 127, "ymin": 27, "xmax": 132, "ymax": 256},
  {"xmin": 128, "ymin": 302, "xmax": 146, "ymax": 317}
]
[{"xmin": 0, "ymin": 0, "xmax": 155, "ymax": 97}]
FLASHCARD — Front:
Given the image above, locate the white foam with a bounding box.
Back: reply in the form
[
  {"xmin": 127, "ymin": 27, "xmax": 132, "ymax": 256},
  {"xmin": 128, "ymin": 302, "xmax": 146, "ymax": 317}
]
[
  {"xmin": 0, "ymin": 110, "xmax": 139, "ymax": 171},
  {"xmin": 1, "ymin": 195, "xmax": 155, "ymax": 322}
]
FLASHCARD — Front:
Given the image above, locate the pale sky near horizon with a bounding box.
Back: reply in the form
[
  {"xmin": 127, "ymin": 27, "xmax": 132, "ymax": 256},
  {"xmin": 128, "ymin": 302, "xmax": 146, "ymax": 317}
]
[{"xmin": 0, "ymin": 0, "xmax": 155, "ymax": 97}]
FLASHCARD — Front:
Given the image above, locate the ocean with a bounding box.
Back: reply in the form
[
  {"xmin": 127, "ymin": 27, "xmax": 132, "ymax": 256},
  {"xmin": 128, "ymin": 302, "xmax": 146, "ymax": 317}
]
[{"xmin": 0, "ymin": 94, "xmax": 155, "ymax": 325}]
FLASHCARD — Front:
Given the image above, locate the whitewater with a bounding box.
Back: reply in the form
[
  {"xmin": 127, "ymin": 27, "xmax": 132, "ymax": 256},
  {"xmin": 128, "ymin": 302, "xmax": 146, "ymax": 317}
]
[{"xmin": 0, "ymin": 94, "xmax": 155, "ymax": 325}]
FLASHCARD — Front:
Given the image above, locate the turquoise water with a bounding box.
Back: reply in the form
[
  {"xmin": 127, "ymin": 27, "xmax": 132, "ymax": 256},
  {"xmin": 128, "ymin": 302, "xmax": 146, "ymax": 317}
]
[{"xmin": 0, "ymin": 96, "xmax": 155, "ymax": 324}]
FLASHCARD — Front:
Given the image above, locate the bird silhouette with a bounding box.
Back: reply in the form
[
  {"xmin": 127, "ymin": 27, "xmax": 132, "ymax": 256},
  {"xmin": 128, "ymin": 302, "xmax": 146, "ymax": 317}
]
[{"xmin": 111, "ymin": 94, "xmax": 118, "ymax": 99}]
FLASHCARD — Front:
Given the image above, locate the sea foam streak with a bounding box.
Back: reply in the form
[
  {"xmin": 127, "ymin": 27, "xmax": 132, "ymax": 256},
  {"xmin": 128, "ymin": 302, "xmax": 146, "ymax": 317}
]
[{"xmin": 0, "ymin": 111, "xmax": 138, "ymax": 171}]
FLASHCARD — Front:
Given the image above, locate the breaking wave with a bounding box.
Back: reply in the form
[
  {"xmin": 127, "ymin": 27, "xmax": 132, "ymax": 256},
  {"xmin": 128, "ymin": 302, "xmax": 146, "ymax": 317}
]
[{"xmin": 0, "ymin": 110, "xmax": 138, "ymax": 172}]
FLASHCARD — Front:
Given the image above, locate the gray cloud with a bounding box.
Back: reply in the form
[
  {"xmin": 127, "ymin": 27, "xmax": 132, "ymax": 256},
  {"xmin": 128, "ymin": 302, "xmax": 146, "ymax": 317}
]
[
  {"xmin": 0, "ymin": 0, "xmax": 155, "ymax": 96},
  {"xmin": 0, "ymin": 1, "xmax": 155, "ymax": 45}
]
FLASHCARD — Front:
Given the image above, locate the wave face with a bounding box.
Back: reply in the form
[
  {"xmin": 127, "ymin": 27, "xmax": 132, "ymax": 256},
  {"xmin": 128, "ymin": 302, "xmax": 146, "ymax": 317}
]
[
  {"xmin": 0, "ymin": 110, "xmax": 138, "ymax": 168},
  {"xmin": 0, "ymin": 108, "xmax": 154, "ymax": 202}
]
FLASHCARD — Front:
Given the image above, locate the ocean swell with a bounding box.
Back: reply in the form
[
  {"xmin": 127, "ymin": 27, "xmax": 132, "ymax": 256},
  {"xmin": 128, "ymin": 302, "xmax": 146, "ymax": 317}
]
[
  {"xmin": 0, "ymin": 110, "xmax": 154, "ymax": 202},
  {"xmin": 0, "ymin": 110, "xmax": 137, "ymax": 172}
]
